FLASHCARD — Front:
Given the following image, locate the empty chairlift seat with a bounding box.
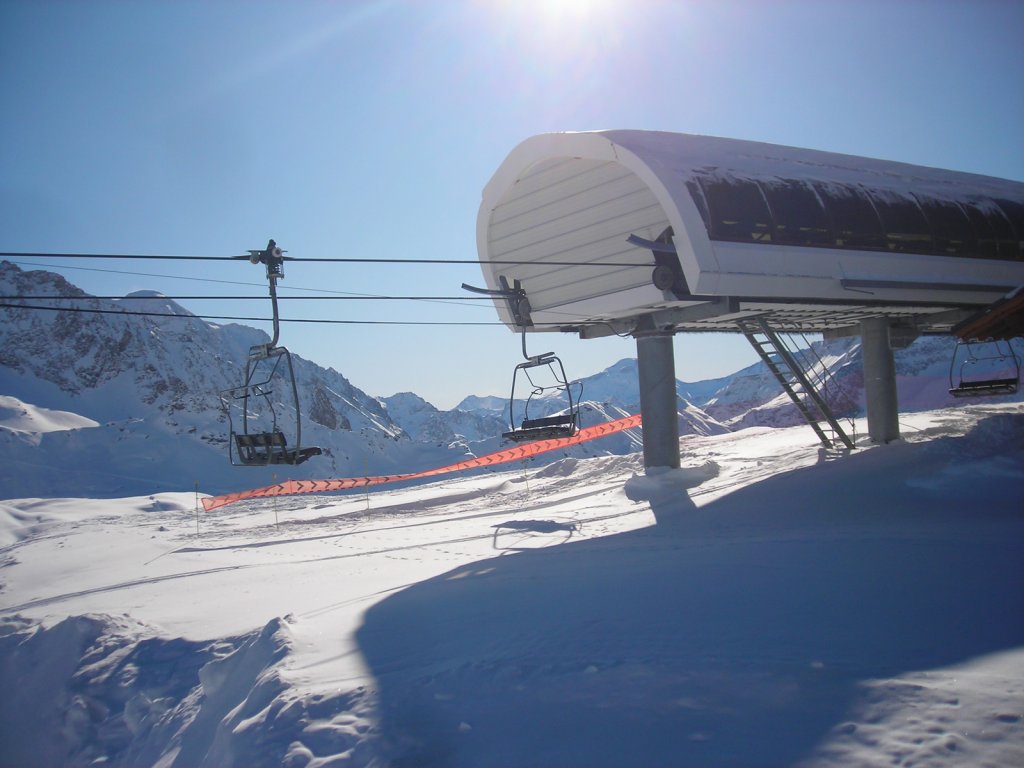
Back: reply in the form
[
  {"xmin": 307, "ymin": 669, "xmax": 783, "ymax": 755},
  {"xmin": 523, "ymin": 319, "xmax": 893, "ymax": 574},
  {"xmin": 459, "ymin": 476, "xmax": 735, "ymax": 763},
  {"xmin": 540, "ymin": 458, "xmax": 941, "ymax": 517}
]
[
  {"xmin": 503, "ymin": 412, "xmax": 579, "ymax": 443},
  {"xmin": 234, "ymin": 430, "xmax": 322, "ymax": 466},
  {"xmin": 502, "ymin": 351, "xmax": 583, "ymax": 443}
]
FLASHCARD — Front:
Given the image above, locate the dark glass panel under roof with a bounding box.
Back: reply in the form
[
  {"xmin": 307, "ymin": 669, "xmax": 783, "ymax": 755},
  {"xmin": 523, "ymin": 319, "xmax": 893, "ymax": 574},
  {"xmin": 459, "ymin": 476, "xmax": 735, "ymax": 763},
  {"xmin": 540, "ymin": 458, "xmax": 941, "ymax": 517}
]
[
  {"xmin": 993, "ymin": 198, "xmax": 1024, "ymax": 260},
  {"xmin": 760, "ymin": 179, "xmax": 832, "ymax": 246},
  {"xmin": 812, "ymin": 183, "xmax": 887, "ymax": 251},
  {"xmin": 682, "ymin": 170, "xmax": 1022, "ymax": 261},
  {"xmin": 867, "ymin": 191, "xmax": 935, "ymax": 253},
  {"xmin": 684, "ymin": 179, "xmax": 711, "ymax": 232},
  {"xmin": 915, "ymin": 196, "xmax": 976, "ymax": 256},
  {"xmin": 697, "ymin": 176, "xmax": 773, "ymax": 243},
  {"xmin": 960, "ymin": 199, "xmax": 1016, "ymax": 260}
]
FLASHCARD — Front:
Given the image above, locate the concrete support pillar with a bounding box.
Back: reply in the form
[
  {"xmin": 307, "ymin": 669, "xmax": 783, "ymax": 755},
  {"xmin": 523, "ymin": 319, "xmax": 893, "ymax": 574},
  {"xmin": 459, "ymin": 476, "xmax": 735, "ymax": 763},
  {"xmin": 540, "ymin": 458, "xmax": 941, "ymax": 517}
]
[
  {"xmin": 635, "ymin": 332, "xmax": 681, "ymax": 469},
  {"xmin": 861, "ymin": 317, "xmax": 900, "ymax": 444}
]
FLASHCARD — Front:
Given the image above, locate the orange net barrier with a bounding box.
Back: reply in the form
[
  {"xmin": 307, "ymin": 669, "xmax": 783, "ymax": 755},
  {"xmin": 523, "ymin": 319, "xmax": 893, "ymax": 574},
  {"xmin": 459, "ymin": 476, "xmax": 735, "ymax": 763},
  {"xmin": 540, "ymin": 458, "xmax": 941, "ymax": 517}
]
[{"xmin": 202, "ymin": 413, "xmax": 642, "ymax": 511}]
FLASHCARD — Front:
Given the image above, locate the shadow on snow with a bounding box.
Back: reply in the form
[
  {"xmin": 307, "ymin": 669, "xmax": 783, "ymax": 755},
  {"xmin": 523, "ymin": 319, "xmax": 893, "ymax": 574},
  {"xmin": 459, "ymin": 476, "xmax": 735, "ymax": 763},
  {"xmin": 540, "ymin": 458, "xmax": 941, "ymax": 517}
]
[{"xmin": 357, "ymin": 416, "xmax": 1024, "ymax": 767}]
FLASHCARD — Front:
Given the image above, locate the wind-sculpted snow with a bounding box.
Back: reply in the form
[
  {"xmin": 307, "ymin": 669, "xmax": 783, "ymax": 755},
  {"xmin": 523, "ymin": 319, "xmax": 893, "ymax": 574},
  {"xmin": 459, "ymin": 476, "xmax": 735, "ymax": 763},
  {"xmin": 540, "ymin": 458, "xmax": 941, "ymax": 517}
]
[
  {"xmin": 1, "ymin": 406, "xmax": 1021, "ymax": 766},
  {"xmin": 0, "ymin": 614, "xmax": 379, "ymax": 768}
]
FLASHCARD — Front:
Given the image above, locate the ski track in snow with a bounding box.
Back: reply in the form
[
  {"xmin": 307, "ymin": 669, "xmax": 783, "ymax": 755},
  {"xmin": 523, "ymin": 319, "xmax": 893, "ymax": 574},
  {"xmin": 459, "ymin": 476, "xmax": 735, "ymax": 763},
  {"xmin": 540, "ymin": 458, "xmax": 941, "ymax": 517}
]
[{"xmin": 0, "ymin": 404, "xmax": 1022, "ymax": 767}]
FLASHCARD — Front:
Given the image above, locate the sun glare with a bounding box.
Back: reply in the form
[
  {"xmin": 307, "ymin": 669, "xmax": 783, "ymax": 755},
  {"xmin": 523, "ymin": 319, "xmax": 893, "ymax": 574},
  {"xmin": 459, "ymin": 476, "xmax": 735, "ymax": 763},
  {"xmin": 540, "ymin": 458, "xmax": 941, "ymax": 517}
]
[
  {"xmin": 540, "ymin": 0, "xmax": 611, "ymax": 22},
  {"xmin": 482, "ymin": 0, "xmax": 622, "ymax": 64}
]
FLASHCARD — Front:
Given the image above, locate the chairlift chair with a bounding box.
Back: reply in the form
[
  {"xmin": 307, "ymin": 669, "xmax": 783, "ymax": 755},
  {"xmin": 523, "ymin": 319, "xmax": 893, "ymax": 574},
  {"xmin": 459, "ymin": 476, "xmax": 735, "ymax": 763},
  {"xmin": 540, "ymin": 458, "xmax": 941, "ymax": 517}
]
[
  {"xmin": 461, "ymin": 278, "xmax": 583, "ymax": 444},
  {"xmin": 948, "ymin": 338, "xmax": 1021, "ymax": 397},
  {"xmin": 222, "ymin": 344, "xmax": 322, "ymax": 466},
  {"xmin": 503, "ymin": 348, "xmax": 583, "ymax": 442},
  {"xmin": 220, "ymin": 240, "xmax": 322, "ymax": 466}
]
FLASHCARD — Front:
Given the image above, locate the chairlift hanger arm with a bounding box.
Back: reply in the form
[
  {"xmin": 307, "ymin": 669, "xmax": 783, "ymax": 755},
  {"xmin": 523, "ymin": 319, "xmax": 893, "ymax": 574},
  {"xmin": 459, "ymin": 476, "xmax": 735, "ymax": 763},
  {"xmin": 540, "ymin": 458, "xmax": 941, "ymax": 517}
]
[
  {"xmin": 625, "ymin": 233, "xmax": 676, "ymax": 254},
  {"xmin": 462, "ymin": 277, "xmax": 533, "ymax": 329},
  {"xmin": 241, "ymin": 239, "xmax": 287, "ymax": 349},
  {"xmin": 462, "ymin": 281, "xmax": 565, "ymax": 364},
  {"xmin": 460, "ymin": 282, "xmax": 512, "ymax": 297}
]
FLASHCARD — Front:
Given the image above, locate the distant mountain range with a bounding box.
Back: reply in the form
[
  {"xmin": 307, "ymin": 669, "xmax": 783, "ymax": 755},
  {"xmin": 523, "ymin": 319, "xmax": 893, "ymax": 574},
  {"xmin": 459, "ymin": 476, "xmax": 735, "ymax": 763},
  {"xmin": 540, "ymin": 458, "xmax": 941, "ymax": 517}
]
[{"xmin": 1, "ymin": 261, "xmax": 1020, "ymax": 499}]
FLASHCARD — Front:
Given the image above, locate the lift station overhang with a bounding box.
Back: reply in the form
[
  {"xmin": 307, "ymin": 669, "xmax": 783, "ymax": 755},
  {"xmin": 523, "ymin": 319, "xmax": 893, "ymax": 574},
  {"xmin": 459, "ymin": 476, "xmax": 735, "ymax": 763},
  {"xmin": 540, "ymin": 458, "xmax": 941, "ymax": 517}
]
[{"xmin": 475, "ymin": 130, "xmax": 1024, "ymax": 338}]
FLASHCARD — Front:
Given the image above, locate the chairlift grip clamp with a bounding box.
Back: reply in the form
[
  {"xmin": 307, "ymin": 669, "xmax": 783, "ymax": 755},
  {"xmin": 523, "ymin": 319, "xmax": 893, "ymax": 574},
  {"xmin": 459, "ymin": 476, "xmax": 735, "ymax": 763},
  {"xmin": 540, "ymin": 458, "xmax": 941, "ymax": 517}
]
[{"xmin": 250, "ymin": 239, "xmax": 286, "ymax": 282}]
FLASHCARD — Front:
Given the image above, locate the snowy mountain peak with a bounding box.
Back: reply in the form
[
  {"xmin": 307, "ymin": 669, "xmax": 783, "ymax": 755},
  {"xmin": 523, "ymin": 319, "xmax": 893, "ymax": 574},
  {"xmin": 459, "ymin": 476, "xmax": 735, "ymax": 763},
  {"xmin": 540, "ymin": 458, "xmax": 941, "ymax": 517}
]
[
  {"xmin": 0, "ymin": 259, "xmax": 86, "ymax": 296},
  {"xmin": 454, "ymin": 394, "xmax": 507, "ymax": 414},
  {"xmin": 0, "ymin": 262, "xmax": 413, "ymax": 495},
  {"xmin": 117, "ymin": 290, "xmax": 196, "ymax": 314}
]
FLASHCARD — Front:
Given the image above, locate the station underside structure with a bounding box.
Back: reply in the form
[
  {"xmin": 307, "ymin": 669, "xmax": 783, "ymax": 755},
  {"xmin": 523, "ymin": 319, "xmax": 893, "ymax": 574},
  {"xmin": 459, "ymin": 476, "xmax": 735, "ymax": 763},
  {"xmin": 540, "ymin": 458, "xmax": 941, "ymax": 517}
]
[{"xmin": 475, "ymin": 131, "xmax": 1024, "ymax": 464}]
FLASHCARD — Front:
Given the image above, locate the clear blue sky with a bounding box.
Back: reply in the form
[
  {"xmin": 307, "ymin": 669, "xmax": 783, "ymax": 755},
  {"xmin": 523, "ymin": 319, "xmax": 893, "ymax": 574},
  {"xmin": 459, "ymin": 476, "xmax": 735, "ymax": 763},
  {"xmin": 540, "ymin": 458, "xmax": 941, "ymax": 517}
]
[{"xmin": 2, "ymin": 0, "xmax": 1022, "ymax": 408}]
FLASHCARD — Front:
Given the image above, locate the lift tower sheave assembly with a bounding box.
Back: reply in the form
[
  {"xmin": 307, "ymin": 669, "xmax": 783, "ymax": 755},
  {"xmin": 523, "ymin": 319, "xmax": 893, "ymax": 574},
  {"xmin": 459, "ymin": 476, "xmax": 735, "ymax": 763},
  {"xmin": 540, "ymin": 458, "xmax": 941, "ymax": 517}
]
[
  {"xmin": 474, "ymin": 130, "xmax": 1024, "ymax": 461},
  {"xmin": 220, "ymin": 240, "xmax": 322, "ymax": 467}
]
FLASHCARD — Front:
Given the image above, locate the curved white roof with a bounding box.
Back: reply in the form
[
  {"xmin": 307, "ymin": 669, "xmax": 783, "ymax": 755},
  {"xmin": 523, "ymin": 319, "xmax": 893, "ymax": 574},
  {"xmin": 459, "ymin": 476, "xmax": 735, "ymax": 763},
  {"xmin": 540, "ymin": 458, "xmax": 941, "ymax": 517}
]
[{"xmin": 476, "ymin": 130, "xmax": 1024, "ymax": 335}]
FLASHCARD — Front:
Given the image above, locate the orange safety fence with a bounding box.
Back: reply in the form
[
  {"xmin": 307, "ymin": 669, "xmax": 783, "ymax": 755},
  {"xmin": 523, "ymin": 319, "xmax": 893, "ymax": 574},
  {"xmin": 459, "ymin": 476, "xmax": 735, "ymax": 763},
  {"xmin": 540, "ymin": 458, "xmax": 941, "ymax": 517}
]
[{"xmin": 202, "ymin": 413, "xmax": 642, "ymax": 511}]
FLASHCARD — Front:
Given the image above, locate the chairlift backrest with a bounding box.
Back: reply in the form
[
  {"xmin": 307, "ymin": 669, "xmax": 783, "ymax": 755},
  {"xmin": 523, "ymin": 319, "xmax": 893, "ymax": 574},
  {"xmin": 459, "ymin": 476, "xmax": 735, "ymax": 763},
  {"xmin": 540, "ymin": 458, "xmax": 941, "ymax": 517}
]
[{"xmin": 948, "ymin": 338, "xmax": 1021, "ymax": 397}]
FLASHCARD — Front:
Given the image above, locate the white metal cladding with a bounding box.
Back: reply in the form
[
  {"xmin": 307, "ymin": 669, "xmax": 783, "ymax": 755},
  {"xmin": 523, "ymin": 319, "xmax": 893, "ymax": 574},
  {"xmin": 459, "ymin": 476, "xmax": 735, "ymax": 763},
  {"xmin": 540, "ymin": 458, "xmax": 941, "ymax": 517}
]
[
  {"xmin": 481, "ymin": 153, "xmax": 674, "ymax": 327},
  {"xmin": 476, "ymin": 130, "xmax": 1024, "ymax": 333}
]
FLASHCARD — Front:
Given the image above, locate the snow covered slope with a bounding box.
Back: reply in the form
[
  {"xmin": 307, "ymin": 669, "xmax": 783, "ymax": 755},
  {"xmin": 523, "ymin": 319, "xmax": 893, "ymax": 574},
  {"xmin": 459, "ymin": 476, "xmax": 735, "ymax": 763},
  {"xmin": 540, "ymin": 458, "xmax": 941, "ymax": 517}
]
[
  {"xmin": 2, "ymin": 260, "xmax": 1022, "ymax": 503},
  {"xmin": 0, "ymin": 262, "xmax": 425, "ymax": 497},
  {"xmin": 1, "ymin": 403, "xmax": 1021, "ymax": 767},
  {"xmin": 0, "ymin": 394, "xmax": 98, "ymax": 445}
]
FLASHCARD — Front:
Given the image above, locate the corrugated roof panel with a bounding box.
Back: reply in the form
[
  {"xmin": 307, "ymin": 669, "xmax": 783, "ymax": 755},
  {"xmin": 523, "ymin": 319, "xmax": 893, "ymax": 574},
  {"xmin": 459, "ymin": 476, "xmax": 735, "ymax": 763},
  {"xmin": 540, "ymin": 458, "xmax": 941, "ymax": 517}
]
[
  {"xmin": 489, "ymin": 198, "xmax": 665, "ymax": 261},
  {"xmin": 489, "ymin": 172, "xmax": 649, "ymax": 244},
  {"xmin": 527, "ymin": 267, "xmax": 655, "ymax": 316},
  {"xmin": 488, "ymin": 161, "xmax": 662, "ymax": 253},
  {"xmin": 489, "ymin": 160, "xmax": 631, "ymax": 226},
  {"xmin": 493, "ymin": 237, "xmax": 639, "ymax": 281},
  {"xmin": 494, "ymin": 156, "xmax": 590, "ymax": 203}
]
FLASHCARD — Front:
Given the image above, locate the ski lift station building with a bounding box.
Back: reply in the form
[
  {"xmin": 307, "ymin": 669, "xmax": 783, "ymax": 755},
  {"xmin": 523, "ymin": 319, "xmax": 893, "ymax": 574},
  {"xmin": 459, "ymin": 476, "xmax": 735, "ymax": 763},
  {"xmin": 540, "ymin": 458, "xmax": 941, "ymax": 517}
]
[{"xmin": 474, "ymin": 130, "xmax": 1024, "ymax": 465}]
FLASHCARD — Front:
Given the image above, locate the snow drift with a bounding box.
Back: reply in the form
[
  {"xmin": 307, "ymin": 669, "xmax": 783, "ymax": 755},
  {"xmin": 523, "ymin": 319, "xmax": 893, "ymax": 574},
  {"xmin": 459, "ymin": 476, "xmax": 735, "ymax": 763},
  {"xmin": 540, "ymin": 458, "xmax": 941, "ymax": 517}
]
[{"xmin": 1, "ymin": 404, "xmax": 1021, "ymax": 767}]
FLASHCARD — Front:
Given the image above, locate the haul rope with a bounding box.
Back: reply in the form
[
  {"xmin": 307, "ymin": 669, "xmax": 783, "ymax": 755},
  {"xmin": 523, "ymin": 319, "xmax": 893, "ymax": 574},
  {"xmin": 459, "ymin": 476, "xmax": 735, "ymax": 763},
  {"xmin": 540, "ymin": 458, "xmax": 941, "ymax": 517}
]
[{"xmin": 202, "ymin": 413, "xmax": 642, "ymax": 511}]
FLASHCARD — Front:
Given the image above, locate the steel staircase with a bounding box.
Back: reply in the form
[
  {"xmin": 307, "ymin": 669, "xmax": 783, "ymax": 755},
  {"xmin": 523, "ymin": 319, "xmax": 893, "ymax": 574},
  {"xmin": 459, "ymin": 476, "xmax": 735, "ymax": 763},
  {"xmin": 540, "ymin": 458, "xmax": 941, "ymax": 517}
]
[{"xmin": 737, "ymin": 318, "xmax": 855, "ymax": 449}]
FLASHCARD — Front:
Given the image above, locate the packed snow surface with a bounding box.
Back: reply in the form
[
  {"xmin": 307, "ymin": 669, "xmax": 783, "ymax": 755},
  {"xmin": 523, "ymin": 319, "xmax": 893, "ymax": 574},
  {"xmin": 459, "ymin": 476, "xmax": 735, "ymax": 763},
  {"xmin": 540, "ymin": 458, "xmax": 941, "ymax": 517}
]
[{"xmin": 1, "ymin": 404, "xmax": 1022, "ymax": 767}]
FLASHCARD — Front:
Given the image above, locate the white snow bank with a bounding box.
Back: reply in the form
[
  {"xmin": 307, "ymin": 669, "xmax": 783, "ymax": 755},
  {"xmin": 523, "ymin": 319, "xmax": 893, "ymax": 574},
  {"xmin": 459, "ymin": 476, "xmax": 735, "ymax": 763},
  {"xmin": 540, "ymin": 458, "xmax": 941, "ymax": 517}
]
[
  {"xmin": 1, "ymin": 406, "xmax": 1021, "ymax": 767},
  {"xmin": 0, "ymin": 394, "xmax": 98, "ymax": 441},
  {"xmin": 0, "ymin": 493, "xmax": 195, "ymax": 548}
]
